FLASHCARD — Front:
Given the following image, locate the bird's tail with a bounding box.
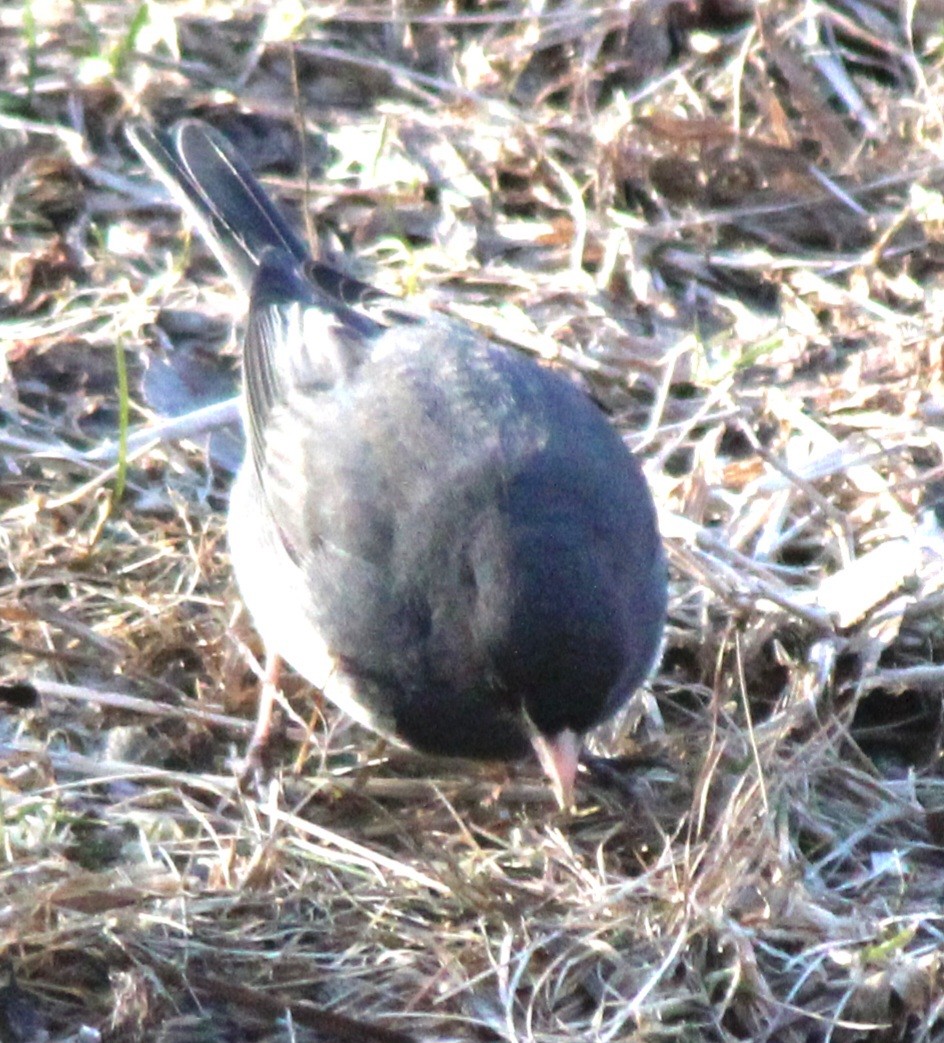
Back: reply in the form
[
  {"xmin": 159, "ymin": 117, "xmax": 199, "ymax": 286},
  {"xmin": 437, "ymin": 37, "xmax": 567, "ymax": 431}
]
[{"xmin": 127, "ymin": 120, "xmax": 311, "ymax": 293}]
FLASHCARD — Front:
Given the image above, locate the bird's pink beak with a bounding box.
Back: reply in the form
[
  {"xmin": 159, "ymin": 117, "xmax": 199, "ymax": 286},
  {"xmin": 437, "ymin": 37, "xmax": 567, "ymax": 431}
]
[{"xmin": 531, "ymin": 729, "xmax": 581, "ymax": 810}]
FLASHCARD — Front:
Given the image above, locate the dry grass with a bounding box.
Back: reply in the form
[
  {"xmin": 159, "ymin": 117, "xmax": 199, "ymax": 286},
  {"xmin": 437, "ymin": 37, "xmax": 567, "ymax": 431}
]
[{"xmin": 2, "ymin": 0, "xmax": 944, "ymax": 1039}]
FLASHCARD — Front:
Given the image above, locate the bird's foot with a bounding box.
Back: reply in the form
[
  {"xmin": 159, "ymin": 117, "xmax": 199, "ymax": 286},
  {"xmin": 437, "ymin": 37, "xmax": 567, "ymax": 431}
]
[
  {"xmin": 233, "ymin": 652, "xmax": 284, "ymax": 793},
  {"xmin": 233, "ymin": 711, "xmax": 284, "ymax": 793}
]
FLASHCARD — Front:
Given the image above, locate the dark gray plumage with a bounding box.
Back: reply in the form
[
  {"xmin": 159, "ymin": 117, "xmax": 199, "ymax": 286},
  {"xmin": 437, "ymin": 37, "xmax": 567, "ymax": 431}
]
[{"xmin": 128, "ymin": 120, "xmax": 667, "ymax": 806}]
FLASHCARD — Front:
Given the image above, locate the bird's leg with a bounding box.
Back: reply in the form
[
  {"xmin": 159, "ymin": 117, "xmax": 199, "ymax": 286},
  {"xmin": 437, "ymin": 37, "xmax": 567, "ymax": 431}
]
[
  {"xmin": 238, "ymin": 650, "xmax": 283, "ymax": 787},
  {"xmin": 291, "ymin": 689, "xmax": 326, "ymax": 774}
]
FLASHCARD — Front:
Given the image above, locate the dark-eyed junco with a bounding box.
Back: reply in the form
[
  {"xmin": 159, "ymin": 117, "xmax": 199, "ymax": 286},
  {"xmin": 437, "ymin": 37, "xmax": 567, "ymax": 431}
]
[{"xmin": 128, "ymin": 120, "xmax": 666, "ymax": 807}]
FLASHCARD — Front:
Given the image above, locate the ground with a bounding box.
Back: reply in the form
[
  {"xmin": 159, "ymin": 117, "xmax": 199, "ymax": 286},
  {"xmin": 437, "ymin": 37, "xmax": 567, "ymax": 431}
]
[{"xmin": 1, "ymin": 1, "xmax": 944, "ymax": 1041}]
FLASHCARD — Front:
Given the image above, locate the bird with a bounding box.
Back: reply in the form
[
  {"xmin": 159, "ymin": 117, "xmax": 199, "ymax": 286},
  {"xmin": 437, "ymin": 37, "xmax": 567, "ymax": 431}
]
[{"xmin": 127, "ymin": 119, "xmax": 667, "ymax": 808}]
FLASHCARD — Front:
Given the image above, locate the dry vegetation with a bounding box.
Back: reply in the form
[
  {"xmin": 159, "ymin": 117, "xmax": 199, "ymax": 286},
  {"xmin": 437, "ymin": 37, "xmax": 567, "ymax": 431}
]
[{"xmin": 2, "ymin": 0, "xmax": 944, "ymax": 1039}]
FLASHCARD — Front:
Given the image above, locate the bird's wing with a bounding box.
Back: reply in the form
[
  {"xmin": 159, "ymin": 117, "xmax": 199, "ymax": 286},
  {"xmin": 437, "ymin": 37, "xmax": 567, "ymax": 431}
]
[{"xmin": 241, "ymin": 246, "xmax": 394, "ymax": 483}]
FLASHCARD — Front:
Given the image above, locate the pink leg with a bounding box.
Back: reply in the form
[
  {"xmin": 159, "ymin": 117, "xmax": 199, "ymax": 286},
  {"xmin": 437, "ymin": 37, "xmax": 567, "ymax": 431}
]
[{"xmin": 238, "ymin": 650, "xmax": 282, "ymax": 787}]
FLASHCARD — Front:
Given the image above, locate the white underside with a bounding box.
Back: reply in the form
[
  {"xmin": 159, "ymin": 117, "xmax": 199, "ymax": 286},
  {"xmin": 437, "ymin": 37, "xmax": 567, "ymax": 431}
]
[{"xmin": 227, "ymin": 464, "xmax": 396, "ymax": 738}]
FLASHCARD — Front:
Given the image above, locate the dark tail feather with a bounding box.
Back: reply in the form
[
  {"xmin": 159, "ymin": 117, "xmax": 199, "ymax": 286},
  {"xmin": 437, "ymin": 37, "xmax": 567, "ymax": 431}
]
[{"xmin": 127, "ymin": 120, "xmax": 310, "ymax": 292}]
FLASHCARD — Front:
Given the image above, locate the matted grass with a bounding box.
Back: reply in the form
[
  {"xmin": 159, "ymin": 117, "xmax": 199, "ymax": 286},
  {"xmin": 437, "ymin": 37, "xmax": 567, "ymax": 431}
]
[{"xmin": 2, "ymin": 1, "xmax": 944, "ymax": 1040}]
